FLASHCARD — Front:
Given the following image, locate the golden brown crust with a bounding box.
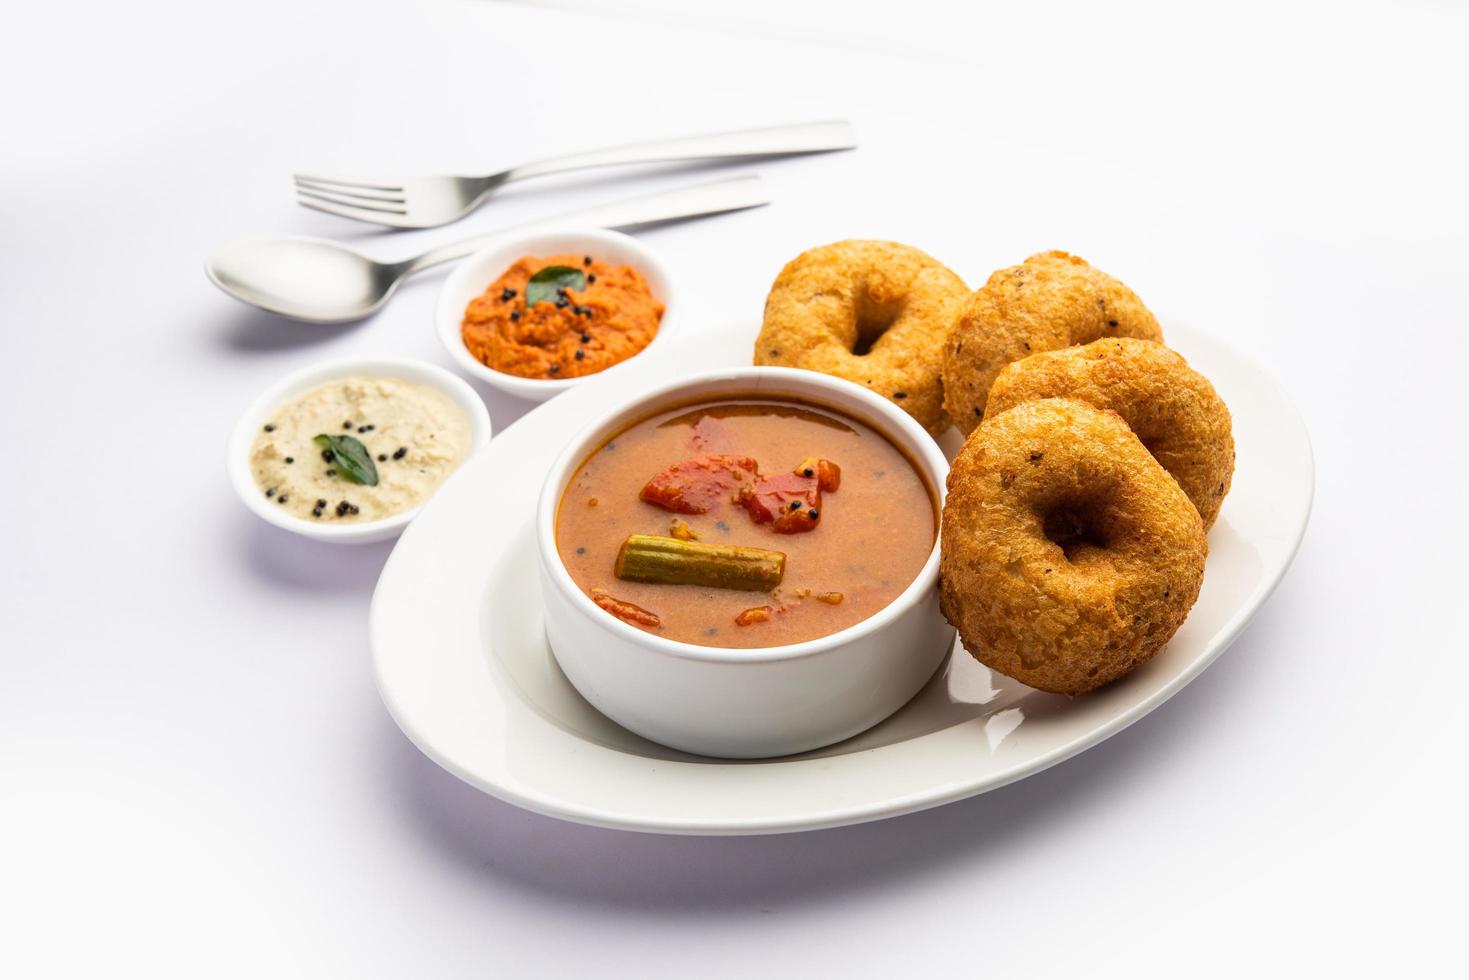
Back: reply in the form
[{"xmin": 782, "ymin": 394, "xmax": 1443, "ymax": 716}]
[
  {"xmin": 939, "ymin": 399, "xmax": 1206, "ymax": 696},
  {"xmin": 942, "ymin": 251, "xmax": 1162, "ymax": 436},
  {"xmin": 986, "ymin": 339, "xmax": 1234, "ymax": 529},
  {"xmin": 755, "ymin": 240, "xmax": 969, "ymax": 435}
]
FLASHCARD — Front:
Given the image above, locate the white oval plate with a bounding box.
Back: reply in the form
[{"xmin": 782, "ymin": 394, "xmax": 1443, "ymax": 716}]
[{"xmin": 371, "ymin": 323, "xmax": 1312, "ymax": 835}]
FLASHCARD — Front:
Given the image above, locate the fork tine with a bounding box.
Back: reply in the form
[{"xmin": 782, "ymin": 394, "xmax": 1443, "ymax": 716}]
[
  {"xmin": 296, "ymin": 187, "xmax": 409, "ymax": 216},
  {"xmin": 294, "ymin": 177, "xmax": 406, "ymax": 205},
  {"xmin": 295, "ymin": 194, "xmax": 423, "ymax": 228},
  {"xmin": 292, "ymin": 173, "xmax": 405, "ymax": 193},
  {"xmin": 294, "ymin": 195, "xmax": 381, "ymax": 222}
]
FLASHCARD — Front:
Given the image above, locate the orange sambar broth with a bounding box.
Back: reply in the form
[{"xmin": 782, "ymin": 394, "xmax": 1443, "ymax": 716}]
[{"xmin": 555, "ymin": 398, "xmax": 937, "ymax": 648}]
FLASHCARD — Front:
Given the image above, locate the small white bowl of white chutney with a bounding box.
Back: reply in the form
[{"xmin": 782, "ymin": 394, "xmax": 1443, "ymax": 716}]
[{"xmin": 228, "ymin": 356, "xmax": 491, "ymax": 544}]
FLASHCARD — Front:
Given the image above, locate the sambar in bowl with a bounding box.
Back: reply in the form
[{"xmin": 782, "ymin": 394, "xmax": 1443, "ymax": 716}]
[{"xmin": 536, "ymin": 366, "xmax": 954, "ymax": 758}]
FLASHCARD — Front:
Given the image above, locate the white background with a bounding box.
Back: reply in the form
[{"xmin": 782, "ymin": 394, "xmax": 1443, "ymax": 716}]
[{"xmin": 3, "ymin": 1, "xmax": 1465, "ymax": 975}]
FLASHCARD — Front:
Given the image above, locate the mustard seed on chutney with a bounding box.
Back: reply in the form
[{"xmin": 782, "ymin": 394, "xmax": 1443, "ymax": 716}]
[{"xmin": 461, "ymin": 254, "xmax": 664, "ymax": 380}]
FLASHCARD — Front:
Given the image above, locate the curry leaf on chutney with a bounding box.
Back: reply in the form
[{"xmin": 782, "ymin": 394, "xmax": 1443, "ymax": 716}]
[
  {"xmin": 525, "ymin": 265, "xmax": 587, "ymax": 306},
  {"xmin": 313, "ymin": 434, "xmax": 379, "ymax": 486}
]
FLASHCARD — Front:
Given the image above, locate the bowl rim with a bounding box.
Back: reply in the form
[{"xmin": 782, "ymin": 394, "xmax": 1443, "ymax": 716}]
[
  {"xmin": 534, "ymin": 365, "xmax": 949, "ymax": 664},
  {"xmin": 228, "ymin": 355, "xmax": 492, "ymax": 541},
  {"xmin": 434, "ymin": 226, "xmax": 675, "ymax": 398}
]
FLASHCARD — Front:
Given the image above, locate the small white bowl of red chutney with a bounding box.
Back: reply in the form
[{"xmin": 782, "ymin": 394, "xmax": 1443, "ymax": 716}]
[
  {"xmin": 536, "ymin": 365, "xmax": 954, "ymax": 759},
  {"xmin": 436, "ymin": 228, "xmax": 674, "ymax": 403}
]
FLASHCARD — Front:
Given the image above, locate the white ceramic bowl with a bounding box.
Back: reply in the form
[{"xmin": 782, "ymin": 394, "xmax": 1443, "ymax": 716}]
[
  {"xmin": 228, "ymin": 356, "xmax": 492, "ymax": 545},
  {"xmin": 535, "ymin": 366, "xmax": 954, "ymax": 758},
  {"xmin": 436, "ymin": 227, "xmax": 675, "ymax": 403}
]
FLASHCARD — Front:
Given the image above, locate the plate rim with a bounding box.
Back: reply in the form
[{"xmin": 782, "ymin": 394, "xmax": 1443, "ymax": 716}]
[{"xmin": 370, "ymin": 323, "xmax": 1314, "ymax": 835}]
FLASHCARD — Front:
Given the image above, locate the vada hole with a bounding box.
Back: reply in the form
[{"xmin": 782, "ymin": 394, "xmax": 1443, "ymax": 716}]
[
  {"xmin": 1042, "ymin": 502, "xmax": 1111, "ymax": 561},
  {"xmin": 851, "ymin": 296, "xmax": 902, "ymax": 357}
]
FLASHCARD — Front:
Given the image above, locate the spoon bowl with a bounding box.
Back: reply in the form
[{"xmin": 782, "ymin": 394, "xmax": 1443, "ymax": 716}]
[{"xmin": 207, "ymin": 236, "xmax": 403, "ymax": 323}]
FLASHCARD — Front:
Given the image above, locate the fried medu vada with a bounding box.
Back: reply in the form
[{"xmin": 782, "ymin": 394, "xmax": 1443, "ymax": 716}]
[
  {"xmin": 939, "ymin": 398, "xmax": 1206, "ymax": 696},
  {"xmin": 942, "ymin": 251, "xmax": 1163, "ymax": 435},
  {"xmin": 755, "ymin": 240, "xmax": 969, "ymax": 436},
  {"xmin": 986, "ymin": 338, "xmax": 1234, "ymax": 529}
]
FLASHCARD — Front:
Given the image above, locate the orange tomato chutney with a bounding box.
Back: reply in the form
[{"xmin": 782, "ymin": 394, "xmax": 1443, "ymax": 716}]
[
  {"xmin": 555, "ymin": 398, "xmax": 937, "ymax": 648},
  {"xmin": 461, "ymin": 253, "xmax": 663, "ymax": 380}
]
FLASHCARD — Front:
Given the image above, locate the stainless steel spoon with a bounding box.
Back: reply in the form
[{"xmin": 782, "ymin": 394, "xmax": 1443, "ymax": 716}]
[{"xmin": 206, "ymin": 176, "xmax": 769, "ymax": 323}]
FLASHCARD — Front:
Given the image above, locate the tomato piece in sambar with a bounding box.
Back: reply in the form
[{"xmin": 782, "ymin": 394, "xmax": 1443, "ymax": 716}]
[{"xmin": 639, "ymin": 454, "xmax": 758, "ymax": 514}]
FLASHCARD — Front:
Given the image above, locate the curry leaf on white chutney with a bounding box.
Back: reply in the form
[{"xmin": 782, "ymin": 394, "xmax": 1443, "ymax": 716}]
[{"xmin": 313, "ymin": 434, "xmax": 379, "ymax": 486}]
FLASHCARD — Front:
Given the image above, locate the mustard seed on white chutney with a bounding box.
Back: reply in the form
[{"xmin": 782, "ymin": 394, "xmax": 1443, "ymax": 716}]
[{"xmin": 251, "ymin": 376, "xmax": 473, "ymax": 523}]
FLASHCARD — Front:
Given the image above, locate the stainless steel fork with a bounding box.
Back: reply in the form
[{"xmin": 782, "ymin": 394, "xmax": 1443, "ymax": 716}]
[{"xmin": 293, "ymin": 119, "xmax": 856, "ymax": 228}]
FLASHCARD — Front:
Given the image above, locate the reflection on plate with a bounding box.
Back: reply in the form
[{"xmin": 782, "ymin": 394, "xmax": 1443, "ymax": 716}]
[{"xmin": 371, "ymin": 323, "xmax": 1310, "ymax": 834}]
